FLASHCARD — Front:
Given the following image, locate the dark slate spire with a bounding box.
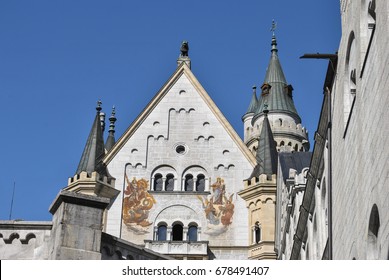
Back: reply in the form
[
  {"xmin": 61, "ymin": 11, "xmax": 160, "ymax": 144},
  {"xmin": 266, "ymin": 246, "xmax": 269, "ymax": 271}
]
[
  {"xmin": 249, "ymin": 106, "xmax": 278, "ymax": 178},
  {"xmin": 254, "ymin": 23, "xmax": 301, "ymax": 123},
  {"xmin": 105, "ymin": 106, "xmax": 116, "ymax": 151},
  {"xmin": 244, "ymin": 86, "xmax": 258, "ymax": 116},
  {"xmin": 75, "ymin": 101, "xmax": 108, "ymax": 176}
]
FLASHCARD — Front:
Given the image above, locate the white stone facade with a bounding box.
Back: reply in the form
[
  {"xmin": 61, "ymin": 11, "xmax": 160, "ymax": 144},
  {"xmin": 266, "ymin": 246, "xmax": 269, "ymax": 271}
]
[
  {"xmin": 331, "ymin": 0, "xmax": 389, "ymax": 259},
  {"xmin": 104, "ymin": 63, "xmax": 255, "ymax": 259}
]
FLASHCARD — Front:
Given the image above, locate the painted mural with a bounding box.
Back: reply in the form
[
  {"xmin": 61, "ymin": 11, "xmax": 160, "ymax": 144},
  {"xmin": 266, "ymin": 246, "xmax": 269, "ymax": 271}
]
[
  {"xmin": 197, "ymin": 177, "xmax": 235, "ymax": 235},
  {"xmin": 122, "ymin": 175, "xmax": 156, "ymax": 234}
]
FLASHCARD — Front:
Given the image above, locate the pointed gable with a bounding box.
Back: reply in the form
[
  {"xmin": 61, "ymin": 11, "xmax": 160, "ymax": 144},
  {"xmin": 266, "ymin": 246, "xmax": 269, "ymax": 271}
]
[{"xmin": 103, "ymin": 62, "xmax": 256, "ymax": 166}]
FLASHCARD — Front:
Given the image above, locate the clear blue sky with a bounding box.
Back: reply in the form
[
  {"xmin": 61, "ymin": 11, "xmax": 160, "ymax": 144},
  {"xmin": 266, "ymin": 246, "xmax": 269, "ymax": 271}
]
[{"xmin": 0, "ymin": 0, "xmax": 341, "ymax": 221}]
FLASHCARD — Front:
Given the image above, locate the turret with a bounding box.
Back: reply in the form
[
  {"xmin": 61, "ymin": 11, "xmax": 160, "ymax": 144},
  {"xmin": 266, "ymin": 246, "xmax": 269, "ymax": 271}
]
[
  {"xmin": 247, "ymin": 23, "xmax": 309, "ymax": 153},
  {"xmin": 242, "ymin": 86, "xmax": 258, "ymax": 143},
  {"xmin": 64, "ymin": 101, "xmax": 119, "ymax": 209},
  {"xmin": 239, "ymin": 106, "xmax": 278, "ymax": 260}
]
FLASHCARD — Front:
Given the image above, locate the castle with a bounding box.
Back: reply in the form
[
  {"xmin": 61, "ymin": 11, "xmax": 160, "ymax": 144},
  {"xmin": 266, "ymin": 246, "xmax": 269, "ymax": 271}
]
[{"xmin": 1, "ymin": 0, "xmax": 388, "ymax": 260}]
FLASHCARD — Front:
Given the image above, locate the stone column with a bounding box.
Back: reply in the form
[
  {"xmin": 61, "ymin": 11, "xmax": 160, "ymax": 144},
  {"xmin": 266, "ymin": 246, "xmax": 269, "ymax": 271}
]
[
  {"xmin": 162, "ymin": 178, "xmax": 166, "ymax": 191},
  {"xmin": 151, "ymin": 177, "xmax": 155, "ymax": 191},
  {"xmin": 167, "ymin": 226, "xmax": 172, "ymax": 241},
  {"xmin": 48, "ymin": 190, "xmax": 109, "ymax": 260},
  {"xmin": 181, "ymin": 178, "xmax": 185, "ymax": 191},
  {"xmin": 205, "ymin": 178, "xmax": 210, "ymax": 192},
  {"xmin": 183, "ymin": 226, "xmax": 188, "ymax": 241}
]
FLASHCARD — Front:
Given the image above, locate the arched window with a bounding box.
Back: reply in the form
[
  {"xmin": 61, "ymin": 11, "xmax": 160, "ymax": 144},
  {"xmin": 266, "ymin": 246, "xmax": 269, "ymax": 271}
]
[
  {"xmin": 294, "ymin": 144, "xmax": 299, "ymax": 152},
  {"xmin": 166, "ymin": 174, "xmax": 174, "ymax": 191},
  {"xmin": 254, "ymin": 222, "xmax": 261, "ymax": 243},
  {"xmin": 344, "ymin": 32, "xmax": 357, "ymax": 129},
  {"xmin": 172, "ymin": 223, "xmax": 183, "ymax": 241},
  {"xmin": 154, "ymin": 173, "xmax": 163, "ymax": 191},
  {"xmin": 185, "ymin": 174, "xmax": 194, "ymax": 191},
  {"xmin": 157, "ymin": 224, "xmax": 167, "ymax": 241},
  {"xmin": 196, "ymin": 174, "xmax": 205, "ymax": 192},
  {"xmin": 280, "ymin": 141, "xmax": 285, "ymax": 147},
  {"xmin": 367, "ymin": 204, "xmax": 380, "ymax": 259},
  {"xmin": 361, "ymin": 0, "xmax": 376, "ymax": 63},
  {"xmin": 188, "ymin": 224, "xmax": 198, "ymax": 241}
]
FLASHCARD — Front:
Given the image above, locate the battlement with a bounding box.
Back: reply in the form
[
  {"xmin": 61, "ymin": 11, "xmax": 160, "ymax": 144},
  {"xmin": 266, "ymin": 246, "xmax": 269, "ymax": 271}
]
[
  {"xmin": 244, "ymin": 174, "xmax": 277, "ymax": 188},
  {"xmin": 65, "ymin": 171, "xmax": 119, "ymax": 209},
  {"xmin": 68, "ymin": 171, "xmax": 115, "ymax": 188},
  {"xmin": 245, "ymin": 117, "xmax": 308, "ymax": 144}
]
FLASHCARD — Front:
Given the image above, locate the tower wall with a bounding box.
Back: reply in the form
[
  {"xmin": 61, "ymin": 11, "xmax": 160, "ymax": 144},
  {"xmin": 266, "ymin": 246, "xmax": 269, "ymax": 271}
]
[{"xmin": 331, "ymin": 0, "xmax": 389, "ymax": 259}]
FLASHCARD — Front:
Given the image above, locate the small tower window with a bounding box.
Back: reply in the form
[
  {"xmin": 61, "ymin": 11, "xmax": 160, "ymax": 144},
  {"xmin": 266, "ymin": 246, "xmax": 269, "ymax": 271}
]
[{"xmin": 254, "ymin": 222, "xmax": 261, "ymax": 243}]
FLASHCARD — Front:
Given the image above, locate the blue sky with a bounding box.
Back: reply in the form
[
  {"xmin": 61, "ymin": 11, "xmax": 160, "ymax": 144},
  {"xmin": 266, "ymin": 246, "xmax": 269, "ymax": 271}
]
[{"xmin": 0, "ymin": 0, "xmax": 341, "ymax": 221}]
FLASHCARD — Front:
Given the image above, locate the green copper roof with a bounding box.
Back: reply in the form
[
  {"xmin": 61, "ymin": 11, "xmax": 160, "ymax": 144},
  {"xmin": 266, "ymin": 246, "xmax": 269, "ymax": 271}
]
[
  {"xmin": 75, "ymin": 102, "xmax": 109, "ymax": 177},
  {"xmin": 254, "ymin": 35, "xmax": 301, "ymax": 123},
  {"xmin": 249, "ymin": 108, "xmax": 278, "ymax": 178},
  {"xmin": 244, "ymin": 86, "xmax": 258, "ymax": 116}
]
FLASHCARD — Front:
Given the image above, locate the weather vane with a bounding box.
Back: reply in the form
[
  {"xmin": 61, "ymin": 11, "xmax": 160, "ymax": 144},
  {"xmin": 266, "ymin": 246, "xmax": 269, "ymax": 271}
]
[{"xmin": 270, "ymin": 20, "xmax": 277, "ymax": 36}]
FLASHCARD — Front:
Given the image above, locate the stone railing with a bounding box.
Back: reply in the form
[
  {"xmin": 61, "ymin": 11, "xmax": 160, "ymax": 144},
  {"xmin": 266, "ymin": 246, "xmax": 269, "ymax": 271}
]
[{"xmin": 144, "ymin": 240, "xmax": 208, "ymax": 256}]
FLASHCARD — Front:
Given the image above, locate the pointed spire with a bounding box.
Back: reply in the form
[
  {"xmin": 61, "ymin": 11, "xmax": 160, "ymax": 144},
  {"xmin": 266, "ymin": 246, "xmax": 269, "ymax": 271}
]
[
  {"xmin": 105, "ymin": 106, "xmax": 117, "ymax": 151},
  {"xmin": 249, "ymin": 105, "xmax": 278, "ymax": 178},
  {"xmin": 254, "ymin": 22, "xmax": 301, "ymax": 123},
  {"xmin": 244, "ymin": 85, "xmax": 258, "ymax": 115},
  {"xmin": 75, "ymin": 101, "xmax": 108, "ymax": 176}
]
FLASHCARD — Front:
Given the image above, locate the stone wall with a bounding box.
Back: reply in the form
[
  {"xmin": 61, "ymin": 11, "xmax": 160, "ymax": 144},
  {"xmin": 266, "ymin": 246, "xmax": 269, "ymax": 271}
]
[{"xmin": 331, "ymin": 0, "xmax": 389, "ymax": 259}]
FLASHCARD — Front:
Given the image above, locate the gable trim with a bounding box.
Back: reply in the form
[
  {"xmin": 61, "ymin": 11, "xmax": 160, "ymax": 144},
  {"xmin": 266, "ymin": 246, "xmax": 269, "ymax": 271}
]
[{"xmin": 103, "ymin": 63, "xmax": 256, "ymax": 167}]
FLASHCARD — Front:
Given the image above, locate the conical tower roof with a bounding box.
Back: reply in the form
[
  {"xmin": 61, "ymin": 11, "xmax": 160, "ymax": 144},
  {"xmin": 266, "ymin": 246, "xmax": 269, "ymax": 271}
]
[
  {"xmin": 254, "ymin": 33, "xmax": 301, "ymax": 123},
  {"xmin": 249, "ymin": 107, "xmax": 278, "ymax": 178},
  {"xmin": 243, "ymin": 86, "xmax": 258, "ymax": 117},
  {"xmin": 75, "ymin": 101, "xmax": 109, "ymax": 176}
]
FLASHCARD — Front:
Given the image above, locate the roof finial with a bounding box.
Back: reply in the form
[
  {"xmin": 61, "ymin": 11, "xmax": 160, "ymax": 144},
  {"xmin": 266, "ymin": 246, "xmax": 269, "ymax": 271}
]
[
  {"xmin": 177, "ymin": 40, "xmax": 191, "ymax": 69},
  {"xmin": 270, "ymin": 19, "xmax": 277, "ymax": 36},
  {"xmin": 96, "ymin": 100, "xmax": 102, "ymax": 113},
  {"xmin": 108, "ymin": 106, "xmax": 116, "ymax": 133},
  {"xmin": 270, "ymin": 20, "xmax": 278, "ymax": 52},
  {"xmin": 105, "ymin": 106, "xmax": 117, "ymax": 151},
  {"xmin": 180, "ymin": 41, "xmax": 189, "ymax": 57}
]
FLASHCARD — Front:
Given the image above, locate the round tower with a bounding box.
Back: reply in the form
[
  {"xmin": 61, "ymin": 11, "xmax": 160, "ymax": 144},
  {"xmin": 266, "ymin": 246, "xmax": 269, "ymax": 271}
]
[{"xmin": 244, "ymin": 26, "xmax": 309, "ymax": 153}]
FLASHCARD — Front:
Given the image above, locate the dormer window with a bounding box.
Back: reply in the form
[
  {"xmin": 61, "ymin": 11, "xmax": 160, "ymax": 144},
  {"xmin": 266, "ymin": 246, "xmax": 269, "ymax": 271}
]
[{"xmin": 261, "ymin": 83, "xmax": 271, "ymax": 95}]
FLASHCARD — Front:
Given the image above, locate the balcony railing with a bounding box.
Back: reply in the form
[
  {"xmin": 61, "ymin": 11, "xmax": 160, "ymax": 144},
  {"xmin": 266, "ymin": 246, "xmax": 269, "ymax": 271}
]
[{"xmin": 144, "ymin": 240, "xmax": 208, "ymax": 256}]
